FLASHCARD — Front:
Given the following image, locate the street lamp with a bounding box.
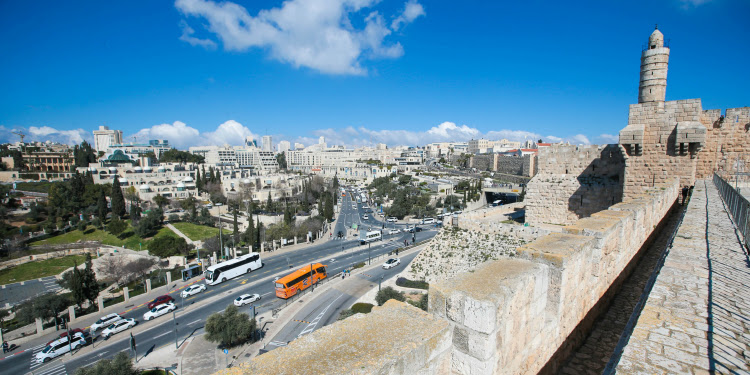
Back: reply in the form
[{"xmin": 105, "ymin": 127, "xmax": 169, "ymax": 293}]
[{"xmin": 379, "ymin": 275, "xmax": 383, "ymax": 291}]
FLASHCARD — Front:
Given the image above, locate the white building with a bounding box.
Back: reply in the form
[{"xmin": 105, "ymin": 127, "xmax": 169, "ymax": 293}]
[
  {"xmin": 92, "ymin": 126, "xmax": 123, "ymax": 153},
  {"xmin": 277, "ymin": 140, "xmax": 291, "ymax": 153},
  {"xmin": 262, "ymin": 136, "xmax": 273, "ymax": 152},
  {"xmin": 188, "ymin": 144, "xmax": 278, "ymax": 172},
  {"xmin": 294, "ymin": 142, "xmax": 305, "ymax": 150},
  {"xmin": 86, "ymin": 163, "xmax": 199, "ymax": 202}
]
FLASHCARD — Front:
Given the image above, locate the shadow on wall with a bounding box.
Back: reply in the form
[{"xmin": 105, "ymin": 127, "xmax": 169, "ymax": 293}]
[{"xmin": 567, "ymin": 144, "xmax": 625, "ymax": 220}]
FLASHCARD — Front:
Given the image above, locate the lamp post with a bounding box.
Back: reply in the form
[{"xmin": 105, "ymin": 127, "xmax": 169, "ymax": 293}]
[
  {"xmin": 379, "ymin": 275, "xmax": 383, "ymax": 291},
  {"xmin": 173, "ymin": 310, "xmax": 178, "ymax": 349}
]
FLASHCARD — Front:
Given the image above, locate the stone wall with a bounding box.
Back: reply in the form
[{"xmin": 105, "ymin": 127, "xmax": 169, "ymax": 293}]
[
  {"xmin": 696, "ymin": 106, "xmax": 750, "ymax": 179},
  {"xmin": 468, "ymin": 154, "xmax": 536, "ymax": 177},
  {"xmin": 525, "ymin": 144, "xmax": 625, "ymax": 226},
  {"xmin": 430, "ymin": 178, "xmax": 678, "ymax": 374},
  {"xmin": 495, "ymin": 155, "xmax": 524, "ymax": 176},
  {"xmin": 225, "ymin": 179, "xmax": 679, "ymax": 375}
]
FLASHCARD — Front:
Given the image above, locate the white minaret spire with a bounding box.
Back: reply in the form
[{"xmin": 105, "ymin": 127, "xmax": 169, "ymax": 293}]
[{"xmin": 638, "ymin": 25, "xmax": 670, "ymax": 103}]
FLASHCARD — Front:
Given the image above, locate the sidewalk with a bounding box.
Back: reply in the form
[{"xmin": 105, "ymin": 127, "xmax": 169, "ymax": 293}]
[{"xmin": 616, "ymin": 179, "xmax": 750, "ymax": 373}]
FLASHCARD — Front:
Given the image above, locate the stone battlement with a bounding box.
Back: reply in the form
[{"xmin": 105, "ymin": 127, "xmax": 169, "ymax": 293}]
[{"xmin": 222, "ymin": 179, "xmax": 679, "ymax": 375}]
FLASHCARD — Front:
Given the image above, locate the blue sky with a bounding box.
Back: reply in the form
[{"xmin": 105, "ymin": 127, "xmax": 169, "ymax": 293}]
[{"xmin": 1, "ymin": 0, "xmax": 748, "ymax": 149}]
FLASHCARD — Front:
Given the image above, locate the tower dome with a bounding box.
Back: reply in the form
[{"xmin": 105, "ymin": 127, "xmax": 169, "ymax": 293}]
[{"xmin": 648, "ymin": 28, "xmax": 664, "ymax": 49}]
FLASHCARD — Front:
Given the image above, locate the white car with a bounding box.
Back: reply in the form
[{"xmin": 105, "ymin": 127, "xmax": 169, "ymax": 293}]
[
  {"xmin": 387, "ymin": 217, "xmax": 397, "ymax": 222},
  {"xmin": 143, "ymin": 302, "xmax": 176, "ymax": 321},
  {"xmin": 362, "ymin": 214, "xmax": 369, "ymax": 220},
  {"xmin": 181, "ymin": 284, "xmax": 207, "ymax": 298},
  {"xmin": 35, "ymin": 333, "xmax": 86, "ymax": 363},
  {"xmin": 388, "ymin": 228, "xmax": 400, "ymax": 235},
  {"xmin": 382, "ymin": 258, "xmax": 401, "ymax": 269},
  {"xmin": 234, "ymin": 293, "xmax": 261, "ymax": 306},
  {"xmin": 101, "ymin": 318, "xmax": 137, "ymax": 339},
  {"xmin": 90, "ymin": 313, "xmax": 122, "ymax": 332}
]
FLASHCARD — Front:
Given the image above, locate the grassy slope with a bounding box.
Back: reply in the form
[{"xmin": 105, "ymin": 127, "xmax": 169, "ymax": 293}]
[
  {"xmin": 170, "ymin": 222, "xmax": 220, "ymax": 241},
  {"xmin": 0, "ymin": 254, "xmax": 93, "ymax": 284},
  {"xmin": 33, "ymin": 223, "xmax": 180, "ymax": 250}
]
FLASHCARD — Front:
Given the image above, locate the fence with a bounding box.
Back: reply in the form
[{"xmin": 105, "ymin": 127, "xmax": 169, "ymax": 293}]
[{"xmin": 713, "ymin": 173, "xmax": 750, "ymax": 249}]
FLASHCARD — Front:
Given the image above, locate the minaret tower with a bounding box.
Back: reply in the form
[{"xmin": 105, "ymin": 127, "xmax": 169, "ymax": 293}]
[{"xmin": 638, "ymin": 26, "xmax": 670, "ymax": 103}]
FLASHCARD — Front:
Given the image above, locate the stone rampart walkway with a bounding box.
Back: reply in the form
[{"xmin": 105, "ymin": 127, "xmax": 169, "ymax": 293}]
[{"xmin": 615, "ymin": 179, "xmax": 750, "ymax": 374}]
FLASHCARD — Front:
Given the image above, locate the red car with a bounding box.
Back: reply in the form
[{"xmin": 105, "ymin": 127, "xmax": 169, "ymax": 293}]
[{"xmin": 147, "ymin": 295, "xmax": 174, "ymax": 310}]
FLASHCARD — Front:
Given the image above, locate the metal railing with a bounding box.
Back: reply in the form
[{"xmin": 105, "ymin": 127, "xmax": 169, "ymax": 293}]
[{"xmin": 713, "ymin": 173, "xmax": 750, "ymax": 249}]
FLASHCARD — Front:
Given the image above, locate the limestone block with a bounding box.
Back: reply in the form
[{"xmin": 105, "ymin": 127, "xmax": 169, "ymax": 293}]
[{"xmin": 227, "ymin": 301, "xmax": 451, "ymax": 375}]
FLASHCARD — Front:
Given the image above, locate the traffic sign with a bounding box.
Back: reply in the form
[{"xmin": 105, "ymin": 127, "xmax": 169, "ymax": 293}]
[{"xmin": 223, "ymin": 349, "xmax": 229, "ymax": 354}]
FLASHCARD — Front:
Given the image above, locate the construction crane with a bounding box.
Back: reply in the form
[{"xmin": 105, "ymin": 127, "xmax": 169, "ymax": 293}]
[{"xmin": 11, "ymin": 130, "xmax": 26, "ymax": 143}]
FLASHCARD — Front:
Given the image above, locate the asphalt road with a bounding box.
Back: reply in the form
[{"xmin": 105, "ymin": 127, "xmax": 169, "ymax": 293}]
[
  {"xmin": 1, "ymin": 276, "xmax": 61, "ymax": 308},
  {"xmin": 264, "ymin": 249, "xmax": 421, "ymax": 351},
  {"xmin": 2, "ymin": 192, "xmax": 435, "ymax": 375}
]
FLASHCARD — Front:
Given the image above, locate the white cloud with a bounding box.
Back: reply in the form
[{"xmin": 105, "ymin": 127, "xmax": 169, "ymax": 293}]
[
  {"xmin": 679, "ymin": 0, "xmax": 712, "ymax": 8},
  {"xmin": 391, "ymin": 0, "xmax": 425, "ymax": 31},
  {"xmin": 175, "ymin": 0, "xmax": 424, "ymax": 75},
  {"xmin": 131, "ymin": 120, "xmax": 258, "ymax": 149},
  {"xmin": 597, "ymin": 134, "xmax": 619, "ymax": 144},
  {"xmin": 178, "ymin": 20, "xmax": 217, "ymax": 49},
  {"xmin": 0, "ymin": 125, "xmax": 91, "ymax": 145}
]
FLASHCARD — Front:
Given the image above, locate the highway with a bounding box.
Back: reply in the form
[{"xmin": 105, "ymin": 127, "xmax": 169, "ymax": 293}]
[{"xmin": 2, "ymin": 187, "xmax": 435, "ymax": 375}]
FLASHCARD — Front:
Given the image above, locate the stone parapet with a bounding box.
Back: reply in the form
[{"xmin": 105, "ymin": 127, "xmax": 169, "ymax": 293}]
[{"xmin": 222, "ymin": 300, "xmax": 452, "ymax": 375}]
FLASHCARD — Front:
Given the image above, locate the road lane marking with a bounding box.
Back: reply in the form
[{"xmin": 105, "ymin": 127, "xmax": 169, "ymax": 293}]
[
  {"xmin": 152, "ymin": 331, "xmax": 170, "ymax": 339},
  {"xmin": 187, "ymin": 319, "xmax": 201, "ymax": 326},
  {"xmin": 297, "ymin": 294, "xmax": 343, "ymax": 338}
]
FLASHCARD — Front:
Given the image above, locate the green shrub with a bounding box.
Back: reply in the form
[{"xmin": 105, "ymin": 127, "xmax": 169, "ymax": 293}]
[
  {"xmin": 351, "ymin": 303, "xmax": 373, "ymax": 314},
  {"xmin": 395, "ymin": 277, "xmax": 429, "ymax": 290},
  {"xmin": 352, "ymin": 262, "xmax": 366, "ymax": 269},
  {"xmin": 375, "ymin": 286, "xmax": 405, "ymax": 306}
]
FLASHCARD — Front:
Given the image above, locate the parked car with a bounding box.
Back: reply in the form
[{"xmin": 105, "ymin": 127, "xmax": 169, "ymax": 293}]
[
  {"xmin": 388, "ymin": 228, "xmax": 400, "ymax": 235},
  {"xmin": 181, "ymin": 284, "xmax": 207, "ymax": 298},
  {"xmin": 90, "ymin": 313, "xmax": 122, "ymax": 332},
  {"xmin": 234, "ymin": 293, "xmax": 261, "ymax": 306},
  {"xmin": 382, "ymin": 258, "xmax": 401, "ymax": 269},
  {"xmin": 387, "ymin": 217, "xmax": 397, "ymax": 222},
  {"xmin": 143, "ymin": 303, "xmax": 176, "ymax": 321},
  {"xmin": 147, "ymin": 295, "xmax": 175, "ymax": 310},
  {"xmin": 36, "ymin": 333, "xmax": 87, "ymax": 363},
  {"xmin": 421, "ymin": 217, "xmax": 435, "ymax": 224},
  {"xmin": 101, "ymin": 318, "xmax": 137, "ymax": 339},
  {"xmin": 46, "ymin": 328, "xmax": 85, "ymax": 346}
]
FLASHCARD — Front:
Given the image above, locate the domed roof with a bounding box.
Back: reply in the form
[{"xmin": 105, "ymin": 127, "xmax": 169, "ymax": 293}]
[
  {"xmin": 176, "ymin": 182, "xmax": 186, "ymax": 188},
  {"xmin": 119, "ymin": 177, "xmax": 128, "ymax": 183},
  {"xmin": 157, "ymin": 166, "xmax": 166, "ymax": 171},
  {"xmin": 183, "ymin": 176, "xmax": 194, "ymax": 182},
  {"xmin": 649, "ymin": 27, "xmax": 664, "ymax": 48},
  {"xmin": 134, "ymin": 166, "xmax": 143, "ymax": 172},
  {"xmin": 242, "ymin": 178, "xmax": 251, "ymax": 184},
  {"xmin": 139, "ymin": 184, "xmax": 151, "ymax": 190},
  {"xmin": 143, "ymin": 166, "xmax": 153, "ymax": 172}
]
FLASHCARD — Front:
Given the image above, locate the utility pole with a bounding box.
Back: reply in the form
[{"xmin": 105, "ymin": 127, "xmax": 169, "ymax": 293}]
[
  {"xmin": 173, "ymin": 310, "xmax": 178, "ymax": 349},
  {"xmin": 309, "ymin": 263, "xmax": 314, "ymax": 292}
]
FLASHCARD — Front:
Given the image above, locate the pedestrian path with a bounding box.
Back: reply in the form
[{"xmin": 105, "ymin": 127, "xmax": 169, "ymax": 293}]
[
  {"xmin": 165, "ymin": 223, "xmax": 196, "ymax": 245},
  {"xmin": 615, "ymin": 179, "xmax": 750, "ymax": 373},
  {"xmin": 34, "ymin": 362, "xmax": 68, "ymax": 375},
  {"xmin": 28, "ymin": 343, "xmax": 47, "ymax": 371}
]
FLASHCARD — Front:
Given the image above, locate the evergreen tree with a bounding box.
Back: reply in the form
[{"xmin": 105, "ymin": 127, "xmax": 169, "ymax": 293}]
[
  {"xmin": 195, "ymin": 169, "xmax": 203, "ymax": 192},
  {"xmin": 324, "ymin": 192, "xmax": 334, "ymax": 221},
  {"xmin": 255, "ymin": 218, "xmax": 262, "ymax": 250},
  {"xmin": 82, "ymin": 253, "xmax": 100, "ymax": 306},
  {"xmin": 232, "ymin": 209, "xmax": 239, "ymax": 244},
  {"xmin": 129, "ymin": 202, "xmax": 141, "ymax": 222},
  {"xmin": 333, "ymin": 176, "xmax": 339, "ymax": 191},
  {"xmin": 69, "ymin": 264, "xmax": 86, "ymax": 308},
  {"xmin": 96, "ymin": 190, "xmax": 107, "ymax": 225},
  {"xmin": 243, "ymin": 212, "xmax": 255, "ymax": 249},
  {"xmin": 110, "ymin": 175, "xmax": 126, "ymax": 218},
  {"xmin": 208, "ymin": 166, "xmax": 215, "ymax": 183},
  {"xmin": 266, "ymin": 192, "xmax": 273, "ymax": 213}
]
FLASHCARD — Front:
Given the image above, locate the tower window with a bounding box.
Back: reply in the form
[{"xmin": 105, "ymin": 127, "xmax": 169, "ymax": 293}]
[{"xmin": 651, "ymin": 45, "xmax": 656, "ymax": 49}]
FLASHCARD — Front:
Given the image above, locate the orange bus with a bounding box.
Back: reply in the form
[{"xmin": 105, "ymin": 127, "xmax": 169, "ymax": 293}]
[{"xmin": 275, "ymin": 263, "xmax": 327, "ymax": 299}]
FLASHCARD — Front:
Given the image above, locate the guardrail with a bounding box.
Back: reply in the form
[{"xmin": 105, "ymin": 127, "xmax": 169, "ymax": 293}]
[{"xmin": 713, "ymin": 173, "xmax": 749, "ymax": 249}]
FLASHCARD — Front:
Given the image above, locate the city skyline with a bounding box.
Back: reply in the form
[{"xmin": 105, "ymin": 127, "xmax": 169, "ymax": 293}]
[{"xmin": 1, "ymin": 0, "xmax": 748, "ymax": 149}]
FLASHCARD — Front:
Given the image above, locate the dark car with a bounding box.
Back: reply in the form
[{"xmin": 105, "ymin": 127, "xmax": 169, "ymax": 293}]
[{"xmin": 147, "ymin": 295, "xmax": 175, "ymax": 310}]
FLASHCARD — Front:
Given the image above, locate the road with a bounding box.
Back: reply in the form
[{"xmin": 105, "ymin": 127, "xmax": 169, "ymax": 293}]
[
  {"xmin": 1, "ymin": 276, "xmax": 61, "ymax": 308},
  {"xmin": 1, "ymin": 189, "xmax": 435, "ymax": 375},
  {"xmin": 264, "ymin": 250, "xmax": 421, "ymax": 350}
]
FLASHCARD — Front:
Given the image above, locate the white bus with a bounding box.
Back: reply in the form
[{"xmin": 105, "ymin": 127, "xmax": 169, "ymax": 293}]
[
  {"xmin": 205, "ymin": 253, "xmax": 262, "ymax": 285},
  {"xmin": 360, "ymin": 230, "xmax": 382, "ymax": 245}
]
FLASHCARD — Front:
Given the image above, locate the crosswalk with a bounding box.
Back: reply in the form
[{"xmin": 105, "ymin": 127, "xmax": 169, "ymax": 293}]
[
  {"xmin": 28, "ymin": 343, "xmax": 68, "ymax": 375},
  {"xmin": 40, "ymin": 276, "xmax": 61, "ymax": 294}
]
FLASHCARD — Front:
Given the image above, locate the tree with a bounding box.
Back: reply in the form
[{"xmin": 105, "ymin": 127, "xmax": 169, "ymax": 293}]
[
  {"xmin": 205, "ymin": 305, "xmax": 257, "ymax": 348},
  {"xmin": 58, "ymin": 264, "xmax": 86, "ymax": 308},
  {"xmin": 110, "ymin": 175, "xmax": 126, "ymax": 218},
  {"xmin": 73, "ymin": 141, "xmax": 97, "ymax": 168},
  {"xmin": 123, "ymin": 257, "xmax": 156, "ymax": 287},
  {"xmin": 14, "ymin": 293, "xmax": 70, "ymax": 324},
  {"xmin": 375, "ymin": 286, "xmax": 406, "ymax": 306},
  {"xmin": 81, "ymin": 253, "xmax": 100, "ymax": 307},
  {"xmin": 158, "ymin": 149, "xmax": 205, "ymax": 164},
  {"xmin": 149, "ymin": 236, "xmax": 191, "ymax": 257},
  {"xmin": 134, "ymin": 208, "xmax": 162, "ymax": 238},
  {"xmin": 266, "ymin": 192, "xmax": 273, "ymax": 213},
  {"xmin": 232, "ymin": 209, "xmax": 239, "ymax": 244},
  {"xmin": 332, "ymin": 175, "xmax": 339, "ymax": 191},
  {"xmin": 243, "ymin": 212, "xmax": 255, "ymax": 248},
  {"xmin": 96, "ymin": 190, "xmax": 107, "ymax": 224},
  {"xmin": 152, "ymin": 195, "xmax": 169, "ymax": 209},
  {"xmin": 107, "ymin": 216, "xmax": 127, "ymax": 237},
  {"xmin": 96, "ymin": 256, "xmax": 127, "ymax": 285},
  {"xmin": 323, "ymin": 192, "xmax": 334, "ymax": 222},
  {"xmin": 0, "ymin": 308, "xmax": 10, "ymax": 332},
  {"xmin": 276, "ymin": 152, "xmax": 287, "ymax": 169},
  {"xmin": 75, "ymin": 351, "xmax": 139, "ymax": 375}
]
